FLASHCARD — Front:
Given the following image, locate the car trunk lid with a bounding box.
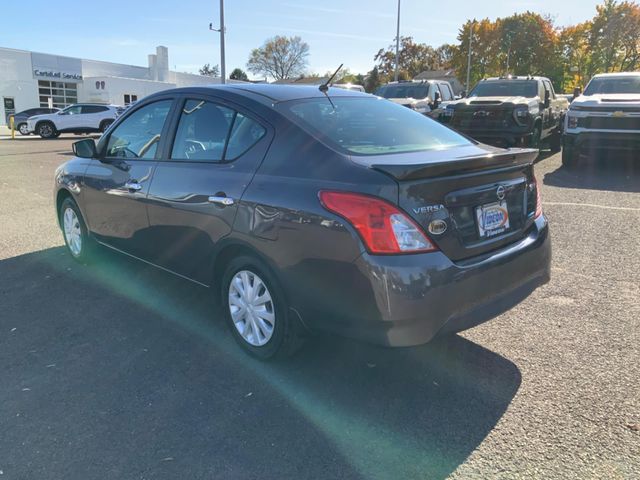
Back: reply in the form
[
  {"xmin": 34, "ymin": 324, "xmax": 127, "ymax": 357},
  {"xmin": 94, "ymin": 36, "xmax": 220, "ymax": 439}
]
[{"xmin": 351, "ymin": 144, "xmax": 540, "ymax": 261}]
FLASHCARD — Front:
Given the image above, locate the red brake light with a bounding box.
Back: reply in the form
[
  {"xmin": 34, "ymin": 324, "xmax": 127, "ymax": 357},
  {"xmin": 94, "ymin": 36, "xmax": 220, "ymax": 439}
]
[{"xmin": 319, "ymin": 191, "xmax": 437, "ymax": 254}]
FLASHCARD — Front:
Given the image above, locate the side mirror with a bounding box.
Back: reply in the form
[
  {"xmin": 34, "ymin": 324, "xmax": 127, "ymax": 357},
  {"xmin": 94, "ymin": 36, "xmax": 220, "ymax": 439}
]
[
  {"xmin": 72, "ymin": 138, "xmax": 97, "ymax": 159},
  {"xmin": 543, "ymin": 90, "xmax": 551, "ymax": 108},
  {"xmin": 433, "ymin": 90, "xmax": 441, "ymax": 108},
  {"xmin": 573, "ymin": 87, "xmax": 582, "ymax": 100}
]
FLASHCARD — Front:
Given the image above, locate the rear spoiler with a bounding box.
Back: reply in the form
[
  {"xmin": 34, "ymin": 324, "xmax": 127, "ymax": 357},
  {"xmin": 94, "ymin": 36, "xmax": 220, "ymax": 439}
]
[{"xmin": 369, "ymin": 148, "xmax": 538, "ymax": 181}]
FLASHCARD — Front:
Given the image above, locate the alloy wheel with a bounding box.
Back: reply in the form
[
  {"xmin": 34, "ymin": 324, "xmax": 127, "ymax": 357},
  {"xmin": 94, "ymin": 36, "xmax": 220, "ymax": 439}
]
[
  {"xmin": 63, "ymin": 207, "xmax": 82, "ymax": 257},
  {"xmin": 39, "ymin": 123, "xmax": 53, "ymax": 138},
  {"xmin": 228, "ymin": 270, "xmax": 275, "ymax": 347},
  {"xmin": 18, "ymin": 123, "xmax": 29, "ymax": 135}
]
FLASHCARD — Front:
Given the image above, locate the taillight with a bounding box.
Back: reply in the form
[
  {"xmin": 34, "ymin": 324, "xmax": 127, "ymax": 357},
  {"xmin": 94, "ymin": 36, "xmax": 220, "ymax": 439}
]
[
  {"xmin": 534, "ymin": 175, "xmax": 543, "ymax": 218},
  {"xmin": 319, "ymin": 191, "xmax": 437, "ymax": 254}
]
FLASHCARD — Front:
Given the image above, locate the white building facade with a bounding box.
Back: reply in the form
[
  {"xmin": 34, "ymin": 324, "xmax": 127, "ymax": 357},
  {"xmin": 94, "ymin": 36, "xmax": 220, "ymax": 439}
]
[{"xmin": 0, "ymin": 45, "xmax": 225, "ymax": 125}]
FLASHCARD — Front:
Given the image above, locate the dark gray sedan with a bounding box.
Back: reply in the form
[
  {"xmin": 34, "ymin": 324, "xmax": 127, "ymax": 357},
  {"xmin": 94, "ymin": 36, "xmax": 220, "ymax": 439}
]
[{"xmin": 54, "ymin": 84, "xmax": 550, "ymax": 359}]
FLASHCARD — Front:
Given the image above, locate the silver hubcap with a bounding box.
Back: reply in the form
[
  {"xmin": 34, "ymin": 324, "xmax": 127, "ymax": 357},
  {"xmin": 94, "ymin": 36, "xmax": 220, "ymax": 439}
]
[
  {"xmin": 63, "ymin": 207, "xmax": 82, "ymax": 256},
  {"xmin": 228, "ymin": 270, "xmax": 275, "ymax": 347},
  {"xmin": 40, "ymin": 124, "xmax": 52, "ymax": 136},
  {"xmin": 19, "ymin": 124, "xmax": 29, "ymax": 134}
]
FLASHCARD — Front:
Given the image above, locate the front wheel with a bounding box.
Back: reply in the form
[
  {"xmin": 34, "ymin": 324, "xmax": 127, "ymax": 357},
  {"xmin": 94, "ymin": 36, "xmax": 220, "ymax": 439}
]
[
  {"xmin": 59, "ymin": 197, "xmax": 93, "ymax": 263},
  {"xmin": 37, "ymin": 122, "xmax": 58, "ymax": 139},
  {"xmin": 562, "ymin": 144, "xmax": 578, "ymax": 169},
  {"xmin": 549, "ymin": 129, "xmax": 562, "ymax": 152},
  {"xmin": 17, "ymin": 123, "xmax": 30, "ymax": 135},
  {"xmin": 528, "ymin": 124, "xmax": 542, "ymax": 149},
  {"xmin": 221, "ymin": 255, "xmax": 303, "ymax": 360}
]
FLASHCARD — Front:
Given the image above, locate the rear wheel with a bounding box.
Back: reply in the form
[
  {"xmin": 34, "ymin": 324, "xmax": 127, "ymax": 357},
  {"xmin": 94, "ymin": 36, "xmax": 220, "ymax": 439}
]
[
  {"xmin": 37, "ymin": 122, "xmax": 58, "ymax": 139},
  {"xmin": 99, "ymin": 119, "xmax": 114, "ymax": 133},
  {"xmin": 221, "ymin": 255, "xmax": 303, "ymax": 360},
  {"xmin": 17, "ymin": 123, "xmax": 29, "ymax": 135},
  {"xmin": 59, "ymin": 197, "xmax": 93, "ymax": 263}
]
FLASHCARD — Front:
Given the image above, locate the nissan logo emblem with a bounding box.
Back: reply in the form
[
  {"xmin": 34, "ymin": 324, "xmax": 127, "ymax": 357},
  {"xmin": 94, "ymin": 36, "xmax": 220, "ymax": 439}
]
[
  {"xmin": 496, "ymin": 185, "xmax": 506, "ymax": 201},
  {"xmin": 428, "ymin": 219, "xmax": 447, "ymax": 235}
]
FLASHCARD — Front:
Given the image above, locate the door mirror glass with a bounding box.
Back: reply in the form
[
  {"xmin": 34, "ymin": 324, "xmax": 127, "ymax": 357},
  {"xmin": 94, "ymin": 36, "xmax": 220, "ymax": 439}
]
[
  {"xmin": 544, "ymin": 90, "xmax": 551, "ymax": 108},
  {"xmin": 433, "ymin": 90, "xmax": 441, "ymax": 108},
  {"xmin": 73, "ymin": 138, "xmax": 97, "ymax": 158}
]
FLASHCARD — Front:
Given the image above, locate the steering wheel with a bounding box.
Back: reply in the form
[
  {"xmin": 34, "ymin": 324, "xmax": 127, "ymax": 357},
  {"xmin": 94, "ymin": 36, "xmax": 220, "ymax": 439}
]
[{"xmin": 184, "ymin": 140, "xmax": 206, "ymax": 159}]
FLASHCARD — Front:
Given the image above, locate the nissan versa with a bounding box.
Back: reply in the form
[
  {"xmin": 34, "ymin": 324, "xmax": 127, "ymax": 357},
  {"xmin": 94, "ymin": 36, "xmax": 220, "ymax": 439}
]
[{"xmin": 54, "ymin": 84, "xmax": 551, "ymax": 359}]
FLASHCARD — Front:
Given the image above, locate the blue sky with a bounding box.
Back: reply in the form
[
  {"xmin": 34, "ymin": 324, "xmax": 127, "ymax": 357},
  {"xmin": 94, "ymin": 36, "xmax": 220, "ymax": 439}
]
[{"xmin": 2, "ymin": 0, "xmax": 604, "ymax": 78}]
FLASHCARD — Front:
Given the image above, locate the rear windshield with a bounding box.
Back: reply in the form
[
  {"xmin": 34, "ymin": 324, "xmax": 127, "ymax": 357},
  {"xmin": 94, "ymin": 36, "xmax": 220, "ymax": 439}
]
[
  {"xmin": 375, "ymin": 84, "xmax": 430, "ymax": 100},
  {"xmin": 469, "ymin": 80, "xmax": 538, "ymax": 98},
  {"xmin": 280, "ymin": 97, "xmax": 471, "ymax": 155},
  {"xmin": 584, "ymin": 76, "xmax": 640, "ymax": 95}
]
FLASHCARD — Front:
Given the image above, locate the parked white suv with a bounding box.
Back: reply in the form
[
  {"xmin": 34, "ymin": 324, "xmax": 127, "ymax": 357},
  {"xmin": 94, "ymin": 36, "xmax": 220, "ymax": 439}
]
[
  {"xmin": 374, "ymin": 80, "xmax": 455, "ymax": 119},
  {"xmin": 563, "ymin": 72, "xmax": 640, "ymax": 167},
  {"xmin": 27, "ymin": 104, "xmax": 120, "ymax": 139}
]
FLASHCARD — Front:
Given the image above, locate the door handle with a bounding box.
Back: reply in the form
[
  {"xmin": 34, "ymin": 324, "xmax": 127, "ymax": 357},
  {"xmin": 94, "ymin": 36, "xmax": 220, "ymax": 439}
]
[
  {"xmin": 125, "ymin": 181, "xmax": 143, "ymax": 192},
  {"xmin": 208, "ymin": 195, "xmax": 235, "ymax": 206}
]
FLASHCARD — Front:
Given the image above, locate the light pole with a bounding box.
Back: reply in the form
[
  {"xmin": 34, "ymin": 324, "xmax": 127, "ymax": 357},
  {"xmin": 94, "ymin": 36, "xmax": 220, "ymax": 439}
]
[
  {"xmin": 465, "ymin": 21, "xmax": 475, "ymax": 93},
  {"xmin": 394, "ymin": 0, "xmax": 401, "ymax": 82},
  {"xmin": 209, "ymin": 0, "xmax": 226, "ymax": 84}
]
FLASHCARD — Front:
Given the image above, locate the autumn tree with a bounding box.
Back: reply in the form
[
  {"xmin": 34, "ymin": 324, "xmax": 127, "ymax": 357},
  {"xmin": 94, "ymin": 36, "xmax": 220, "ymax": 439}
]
[
  {"xmin": 247, "ymin": 36, "xmax": 310, "ymax": 80},
  {"xmin": 374, "ymin": 36, "xmax": 439, "ymax": 79},
  {"xmin": 559, "ymin": 22, "xmax": 592, "ymax": 90},
  {"xmin": 588, "ymin": 0, "xmax": 640, "ymax": 73}
]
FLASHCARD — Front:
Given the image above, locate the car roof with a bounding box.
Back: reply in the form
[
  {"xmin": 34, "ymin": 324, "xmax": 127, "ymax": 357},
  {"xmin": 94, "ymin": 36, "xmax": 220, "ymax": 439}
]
[
  {"xmin": 166, "ymin": 84, "xmax": 370, "ymax": 103},
  {"xmin": 591, "ymin": 72, "xmax": 640, "ymax": 78},
  {"xmin": 483, "ymin": 76, "xmax": 546, "ymax": 81}
]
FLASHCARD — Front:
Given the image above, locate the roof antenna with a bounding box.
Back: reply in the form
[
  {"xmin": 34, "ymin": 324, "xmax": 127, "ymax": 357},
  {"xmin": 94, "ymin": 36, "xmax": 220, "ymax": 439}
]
[
  {"xmin": 319, "ymin": 63, "xmax": 343, "ymax": 93},
  {"xmin": 319, "ymin": 63, "xmax": 343, "ymax": 110}
]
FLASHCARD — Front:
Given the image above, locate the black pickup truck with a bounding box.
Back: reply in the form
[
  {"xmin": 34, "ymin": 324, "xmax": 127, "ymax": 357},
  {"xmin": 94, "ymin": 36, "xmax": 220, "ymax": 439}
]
[{"xmin": 441, "ymin": 76, "xmax": 568, "ymax": 150}]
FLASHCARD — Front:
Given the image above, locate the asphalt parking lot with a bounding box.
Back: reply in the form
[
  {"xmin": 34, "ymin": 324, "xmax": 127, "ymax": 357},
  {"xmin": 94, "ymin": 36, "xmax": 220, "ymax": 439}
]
[{"xmin": 0, "ymin": 135, "xmax": 638, "ymax": 479}]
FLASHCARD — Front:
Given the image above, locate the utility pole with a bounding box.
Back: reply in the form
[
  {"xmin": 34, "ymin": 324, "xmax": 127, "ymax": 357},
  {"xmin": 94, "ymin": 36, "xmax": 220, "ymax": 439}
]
[
  {"xmin": 394, "ymin": 0, "xmax": 401, "ymax": 82},
  {"xmin": 209, "ymin": 0, "xmax": 226, "ymax": 84},
  {"xmin": 219, "ymin": 0, "xmax": 226, "ymax": 84},
  {"xmin": 465, "ymin": 21, "xmax": 475, "ymax": 93}
]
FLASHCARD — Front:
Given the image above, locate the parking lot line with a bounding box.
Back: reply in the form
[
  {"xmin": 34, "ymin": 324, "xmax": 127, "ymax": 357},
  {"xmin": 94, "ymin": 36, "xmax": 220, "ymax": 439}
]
[{"xmin": 544, "ymin": 201, "xmax": 640, "ymax": 212}]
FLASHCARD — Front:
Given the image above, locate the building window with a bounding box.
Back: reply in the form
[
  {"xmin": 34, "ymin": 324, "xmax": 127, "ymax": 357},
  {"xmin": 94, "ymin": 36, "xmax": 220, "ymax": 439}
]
[
  {"xmin": 38, "ymin": 80, "xmax": 78, "ymax": 108},
  {"xmin": 124, "ymin": 94, "xmax": 138, "ymax": 105}
]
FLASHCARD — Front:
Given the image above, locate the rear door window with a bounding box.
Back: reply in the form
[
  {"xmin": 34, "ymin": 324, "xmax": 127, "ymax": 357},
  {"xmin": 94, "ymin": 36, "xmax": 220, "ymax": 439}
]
[
  {"xmin": 171, "ymin": 99, "xmax": 233, "ymax": 162},
  {"xmin": 170, "ymin": 99, "xmax": 266, "ymax": 162},
  {"xmin": 225, "ymin": 113, "xmax": 266, "ymax": 159}
]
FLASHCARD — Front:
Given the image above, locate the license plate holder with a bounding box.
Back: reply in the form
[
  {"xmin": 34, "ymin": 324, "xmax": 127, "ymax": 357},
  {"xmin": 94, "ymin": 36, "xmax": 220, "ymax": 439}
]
[{"xmin": 476, "ymin": 201, "xmax": 510, "ymax": 238}]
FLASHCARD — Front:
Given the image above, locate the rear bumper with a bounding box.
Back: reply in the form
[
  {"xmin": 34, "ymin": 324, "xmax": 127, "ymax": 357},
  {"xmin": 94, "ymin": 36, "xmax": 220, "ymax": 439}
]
[
  {"xmin": 302, "ymin": 216, "xmax": 550, "ymax": 347},
  {"xmin": 564, "ymin": 131, "xmax": 640, "ymax": 152}
]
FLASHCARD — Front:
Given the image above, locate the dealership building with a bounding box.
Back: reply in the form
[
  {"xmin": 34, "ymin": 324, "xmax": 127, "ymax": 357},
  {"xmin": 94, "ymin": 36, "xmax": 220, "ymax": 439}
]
[{"xmin": 0, "ymin": 45, "xmax": 226, "ymax": 125}]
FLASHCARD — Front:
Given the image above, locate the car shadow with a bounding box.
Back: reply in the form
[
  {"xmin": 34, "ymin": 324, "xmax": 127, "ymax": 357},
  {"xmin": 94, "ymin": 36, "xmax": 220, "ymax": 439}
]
[
  {"xmin": 0, "ymin": 247, "xmax": 521, "ymax": 480},
  {"xmin": 543, "ymin": 153, "xmax": 640, "ymax": 193}
]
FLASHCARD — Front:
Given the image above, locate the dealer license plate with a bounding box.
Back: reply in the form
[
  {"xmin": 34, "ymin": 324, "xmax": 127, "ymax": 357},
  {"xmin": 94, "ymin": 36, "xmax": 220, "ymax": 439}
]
[{"xmin": 476, "ymin": 201, "xmax": 510, "ymax": 238}]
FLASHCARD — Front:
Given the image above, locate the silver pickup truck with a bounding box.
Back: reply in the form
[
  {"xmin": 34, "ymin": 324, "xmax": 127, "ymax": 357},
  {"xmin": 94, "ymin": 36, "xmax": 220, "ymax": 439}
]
[{"xmin": 563, "ymin": 72, "xmax": 640, "ymax": 167}]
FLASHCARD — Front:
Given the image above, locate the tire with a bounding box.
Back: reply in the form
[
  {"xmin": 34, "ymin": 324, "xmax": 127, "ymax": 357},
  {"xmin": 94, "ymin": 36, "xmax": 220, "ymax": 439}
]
[
  {"xmin": 37, "ymin": 121, "xmax": 58, "ymax": 139},
  {"xmin": 59, "ymin": 197, "xmax": 93, "ymax": 263},
  {"xmin": 221, "ymin": 255, "xmax": 303, "ymax": 360},
  {"xmin": 99, "ymin": 119, "xmax": 114, "ymax": 133},
  {"xmin": 528, "ymin": 124, "xmax": 542, "ymax": 149},
  {"xmin": 562, "ymin": 143, "xmax": 578, "ymax": 169},
  {"xmin": 17, "ymin": 123, "xmax": 30, "ymax": 135},
  {"xmin": 549, "ymin": 129, "xmax": 562, "ymax": 153}
]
